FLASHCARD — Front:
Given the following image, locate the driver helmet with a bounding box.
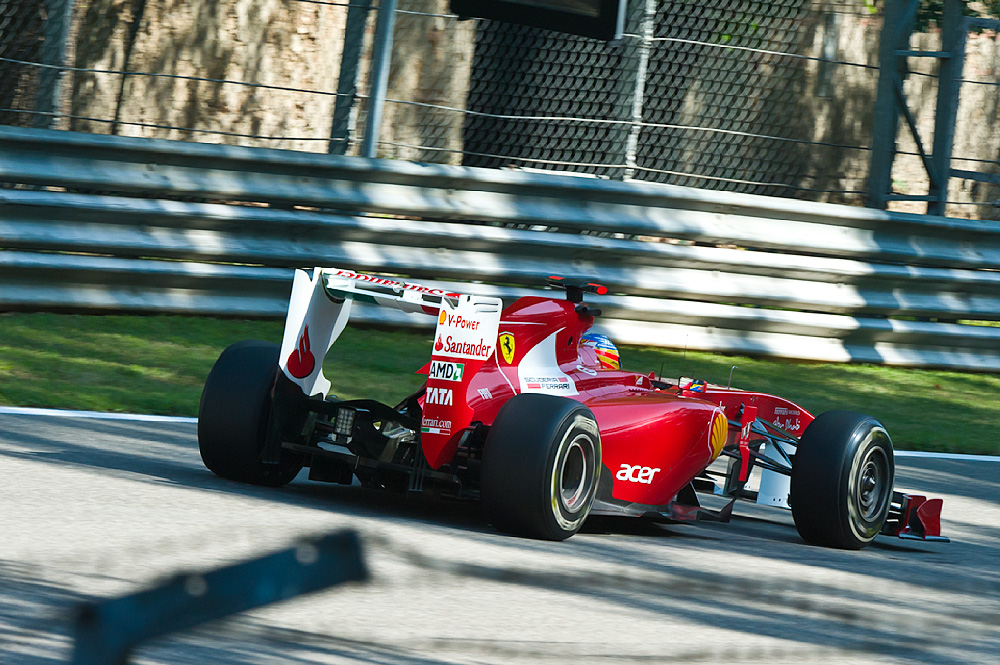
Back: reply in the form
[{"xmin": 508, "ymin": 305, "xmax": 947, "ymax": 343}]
[{"xmin": 580, "ymin": 332, "xmax": 620, "ymax": 370}]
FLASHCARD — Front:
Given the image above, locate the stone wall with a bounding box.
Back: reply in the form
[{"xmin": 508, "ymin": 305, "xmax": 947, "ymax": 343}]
[
  {"xmin": 56, "ymin": 0, "xmax": 998, "ymax": 214},
  {"xmin": 70, "ymin": 0, "xmax": 347, "ymax": 151}
]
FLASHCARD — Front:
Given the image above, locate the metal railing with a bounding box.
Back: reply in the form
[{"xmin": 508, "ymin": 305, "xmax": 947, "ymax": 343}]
[
  {"xmin": 2, "ymin": 1, "xmax": 997, "ymax": 217},
  {"xmin": 2, "ymin": 125, "xmax": 1000, "ymax": 371}
]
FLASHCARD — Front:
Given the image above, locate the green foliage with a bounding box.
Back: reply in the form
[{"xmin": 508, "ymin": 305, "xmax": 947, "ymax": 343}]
[
  {"xmin": 620, "ymin": 345, "xmax": 1000, "ymax": 455},
  {"xmin": 0, "ymin": 313, "xmax": 430, "ymax": 416},
  {"xmin": 911, "ymin": 0, "xmax": 983, "ymax": 32},
  {"xmin": 1, "ymin": 313, "xmax": 998, "ymax": 455}
]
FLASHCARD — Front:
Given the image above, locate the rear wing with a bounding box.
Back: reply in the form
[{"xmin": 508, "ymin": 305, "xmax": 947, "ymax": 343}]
[{"xmin": 279, "ymin": 267, "xmax": 502, "ymax": 399}]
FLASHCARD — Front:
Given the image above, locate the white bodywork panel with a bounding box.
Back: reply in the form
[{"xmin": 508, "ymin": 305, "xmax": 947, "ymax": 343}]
[
  {"xmin": 277, "ymin": 267, "xmax": 500, "ymax": 399},
  {"xmin": 755, "ymin": 440, "xmax": 794, "ymax": 509},
  {"xmin": 517, "ymin": 330, "xmax": 579, "ymax": 396}
]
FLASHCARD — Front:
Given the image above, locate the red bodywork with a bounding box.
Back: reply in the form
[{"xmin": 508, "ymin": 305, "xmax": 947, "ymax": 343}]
[{"xmin": 418, "ymin": 295, "xmax": 812, "ymax": 512}]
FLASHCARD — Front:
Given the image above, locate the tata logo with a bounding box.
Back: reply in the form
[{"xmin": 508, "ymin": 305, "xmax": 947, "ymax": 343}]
[
  {"xmin": 616, "ymin": 464, "xmax": 661, "ymax": 484},
  {"xmin": 426, "ymin": 387, "xmax": 453, "ymax": 406},
  {"xmin": 429, "ymin": 361, "xmax": 464, "ymax": 382}
]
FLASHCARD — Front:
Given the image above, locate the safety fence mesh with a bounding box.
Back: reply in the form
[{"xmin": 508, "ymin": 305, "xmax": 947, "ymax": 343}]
[
  {"xmin": 0, "ymin": 0, "xmax": 997, "ymax": 215},
  {"xmin": 0, "ymin": 0, "xmax": 46, "ymax": 126}
]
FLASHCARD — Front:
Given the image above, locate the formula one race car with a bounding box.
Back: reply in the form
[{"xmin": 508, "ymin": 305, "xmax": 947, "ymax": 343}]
[{"xmin": 198, "ymin": 267, "xmax": 948, "ymax": 548}]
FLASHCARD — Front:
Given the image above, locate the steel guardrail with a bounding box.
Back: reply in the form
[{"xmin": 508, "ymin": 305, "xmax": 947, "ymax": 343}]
[{"xmin": 2, "ymin": 126, "xmax": 1000, "ymax": 371}]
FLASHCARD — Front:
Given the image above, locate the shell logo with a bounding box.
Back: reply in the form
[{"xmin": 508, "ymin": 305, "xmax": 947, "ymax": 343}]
[
  {"xmin": 708, "ymin": 410, "xmax": 729, "ymax": 462},
  {"xmin": 439, "ymin": 309, "xmax": 447, "ymax": 325}
]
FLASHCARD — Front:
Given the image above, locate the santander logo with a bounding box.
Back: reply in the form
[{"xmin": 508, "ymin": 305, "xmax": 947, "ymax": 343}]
[{"xmin": 286, "ymin": 326, "xmax": 316, "ymax": 379}]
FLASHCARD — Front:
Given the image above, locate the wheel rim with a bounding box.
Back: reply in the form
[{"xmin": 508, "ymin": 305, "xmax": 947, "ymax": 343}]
[
  {"xmin": 559, "ymin": 435, "xmax": 591, "ymax": 513},
  {"xmin": 855, "ymin": 445, "xmax": 890, "ymax": 522}
]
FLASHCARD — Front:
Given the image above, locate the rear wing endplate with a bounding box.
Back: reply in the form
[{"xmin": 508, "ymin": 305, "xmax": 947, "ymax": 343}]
[{"xmin": 278, "ymin": 267, "xmax": 501, "ymax": 399}]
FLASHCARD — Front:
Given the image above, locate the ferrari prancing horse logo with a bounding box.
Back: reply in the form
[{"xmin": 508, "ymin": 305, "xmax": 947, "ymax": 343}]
[{"xmin": 499, "ymin": 332, "xmax": 515, "ymax": 364}]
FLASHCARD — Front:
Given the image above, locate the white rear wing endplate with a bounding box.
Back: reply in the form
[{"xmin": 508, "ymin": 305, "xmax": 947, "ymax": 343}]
[{"xmin": 278, "ymin": 267, "xmax": 501, "ymax": 398}]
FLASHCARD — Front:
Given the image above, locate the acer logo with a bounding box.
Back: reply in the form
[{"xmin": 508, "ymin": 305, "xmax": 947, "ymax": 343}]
[
  {"xmin": 616, "ymin": 464, "xmax": 661, "ymax": 484},
  {"xmin": 426, "ymin": 387, "xmax": 453, "ymax": 406},
  {"xmin": 286, "ymin": 326, "xmax": 315, "ymax": 379}
]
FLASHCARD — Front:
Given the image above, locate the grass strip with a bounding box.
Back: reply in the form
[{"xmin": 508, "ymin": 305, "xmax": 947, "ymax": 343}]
[{"xmin": 1, "ymin": 313, "xmax": 997, "ymax": 455}]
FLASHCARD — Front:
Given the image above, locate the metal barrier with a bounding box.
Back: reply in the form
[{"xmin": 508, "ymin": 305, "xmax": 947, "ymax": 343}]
[{"xmin": 2, "ymin": 125, "xmax": 1000, "ymax": 371}]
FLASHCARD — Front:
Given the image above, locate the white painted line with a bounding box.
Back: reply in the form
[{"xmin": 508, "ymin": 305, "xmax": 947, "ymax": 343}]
[
  {"xmin": 0, "ymin": 406, "xmax": 198, "ymax": 424},
  {"xmin": 895, "ymin": 449, "xmax": 1000, "ymax": 463},
  {"xmin": 1, "ymin": 406, "xmax": 998, "ymax": 461}
]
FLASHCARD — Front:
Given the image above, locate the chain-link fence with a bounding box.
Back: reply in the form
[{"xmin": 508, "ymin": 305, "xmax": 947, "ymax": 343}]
[{"xmin": 0, "ymin": 0, "xmax": 997, "ymax": 216}]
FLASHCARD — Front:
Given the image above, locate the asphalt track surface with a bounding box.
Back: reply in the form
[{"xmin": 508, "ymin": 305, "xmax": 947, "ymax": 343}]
[{"xmin": 1, "ymin": 411, "xmax": 998, "ymax": 665}]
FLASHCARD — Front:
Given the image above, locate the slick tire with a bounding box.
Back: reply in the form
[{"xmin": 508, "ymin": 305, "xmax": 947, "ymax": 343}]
[
  {"xmin": 198, "ymin": 340, "xmax": 303, "ymax": 486},
  {"xmin": 790, "ymin": 410, "xmax": 894, "ymax": 549},
  {"xmin": 481, "ymin": 394, "xmax": 601, "ymax": 541}
]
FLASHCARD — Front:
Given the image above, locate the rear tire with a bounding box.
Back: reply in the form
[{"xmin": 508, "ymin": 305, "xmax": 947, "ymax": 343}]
[
  {"xmin": 198, "ymin": 340, "xmax": 303, "ymax": 486},
  {"xmin": 481, "ymin": 394, "xmax": 601, "ymax": 541},
  {"xmin": 790, "ymin": 410, "xmax": 894, "ymax": 549}
]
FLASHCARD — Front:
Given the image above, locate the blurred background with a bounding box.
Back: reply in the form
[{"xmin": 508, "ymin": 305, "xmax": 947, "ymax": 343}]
[{"xmin": 1, "ymin": 0, "xmax": 998, "ymax": 218}]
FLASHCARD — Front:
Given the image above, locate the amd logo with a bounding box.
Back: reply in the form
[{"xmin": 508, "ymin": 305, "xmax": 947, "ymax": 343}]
[
  {"xmin": 429, "ymin": 360, "xmax": 464, "ymax": 382},
  {"xmin": 616, "ymin": 464, "xmax": 661, "ymax": 484},
  {"xmin": 426, "ymin": 387, "xmax": 453, "ymax": 406}
]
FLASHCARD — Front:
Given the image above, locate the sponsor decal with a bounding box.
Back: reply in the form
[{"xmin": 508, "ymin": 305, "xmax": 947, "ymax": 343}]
[
  {"xmin": 329, "ymin": 268, "xmax": 461, "ymax": 298},
  {"xmin": 522, "ymin": 376, "xmax": 573, "ymax": 392},
  {"xmin": 434, "ymin": 336, "xmax": 493, "ymax": 359},
  {"xmin": 441, "ymin": 313, "xmax": 481, "ymax": 331},
  {"xmin": 477, "ymin": 387, "xmax": 493, "ymax": 400},
  {"xmin": 499, "ymin": 332, "xmax": 515, "ymax": 364},
  {"xmin": 576, "ymin": 364, "xmax": 598, "ymax": 376},
  {"xmin": 772, "ymin": 406, "xmax": 802, "ymax": 432},
  {"xmin": 428, "ymin": 360, "xmax": 465, "ymax": 382},
  {"xmin": 420, "ymin": 416, "xmax": 452, "ymax": 436},
  {"xmin": 708, "ymin": 410, "xmax": 728, "ymax": 460},
  {"xmin": 286, "ymin": 326, "xmax": 316, "ymax": 379},
  {"xmin": 616, "ymin": 464, "xmax": 661, "ymax": 485},
  {"xmin": 516, "ymin": 330, "xmax": 578, "ymax": 396},
  {"xmin": 432, "ymin": 294, "xmax": 501, "ymax": 362},
  {"xmin": 425, "ymin": 387, "xmax": 453, "ymax": 406}
]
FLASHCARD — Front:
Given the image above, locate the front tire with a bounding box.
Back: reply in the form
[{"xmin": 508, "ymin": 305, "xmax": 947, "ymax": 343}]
[
  {"xmin": 480, "ymin": 394, "xmax": 601, "ymax": 541},
  {"xmin": 198, "ymin": 340, "xmax": 303, "ymax": 486},
  {"xmin": 791, "ymin": 410, "xmax": 894, "ymax": 549}
]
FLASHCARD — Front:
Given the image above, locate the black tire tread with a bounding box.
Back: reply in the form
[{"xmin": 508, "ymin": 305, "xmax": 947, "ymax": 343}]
[
  {"xmin": 480, "ymin": 393, "xmax": 599, "ymax": 541},
  {"xmin": 790, "ymin": 410, "xmax": 894, "ymax": 549},
  {"xmin": 198, "ymin": 340, "xmax": 302, "ymax": 487}
]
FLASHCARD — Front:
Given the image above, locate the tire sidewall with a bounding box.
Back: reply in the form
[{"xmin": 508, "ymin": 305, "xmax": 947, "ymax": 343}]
[
  {"xmin": 545, "ymin": 411, "xmax": 601, "ymax": 535},
  {"xmin": 791, "ymin": 410, "xmax": 895, "ymax": 549},
  {"xmin": 480, "ymin": 394, "xmax": 602, "ymax": 540},
  {"xmin": 842, "ymin": 421, "xmax": 893, "ymax": 544},
  {"xmin": 198, "ymin": 340, "xmax": 302, "ymax": 485}
]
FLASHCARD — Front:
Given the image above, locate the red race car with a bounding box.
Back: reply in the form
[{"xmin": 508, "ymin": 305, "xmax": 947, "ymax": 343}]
[{"xmin": 198, "ymin": 268, "xmax": 948, "ymax": 548}]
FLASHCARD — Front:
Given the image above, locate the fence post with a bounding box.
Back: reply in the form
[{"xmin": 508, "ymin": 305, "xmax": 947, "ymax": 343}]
[
  {"xmin": 927, "ymin": 0, "xmax": 967, "ymax": 216},
  {"xmin": 329, "ymin": 0, "xmax": 372, "ymax": 155},
  {"xmin": 868, "ymin": 0, "xmax": 909, "ymax": 209},
  {"xmin": 33, "ymin": 0, "xmax": 74, "ymax": 129},
  {"xmin": 614, "ymin": 0, "xmax": 656, "ymax": 182},
  {"xmin": 360, "ymin": 0, "xmax": 399, "ymax": 159}
]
